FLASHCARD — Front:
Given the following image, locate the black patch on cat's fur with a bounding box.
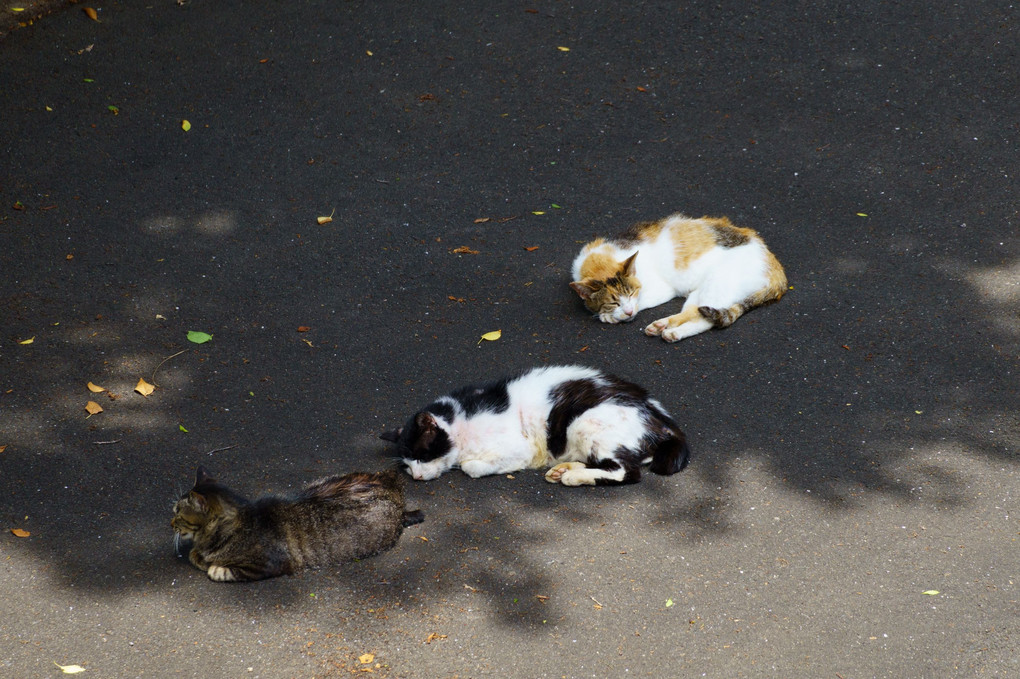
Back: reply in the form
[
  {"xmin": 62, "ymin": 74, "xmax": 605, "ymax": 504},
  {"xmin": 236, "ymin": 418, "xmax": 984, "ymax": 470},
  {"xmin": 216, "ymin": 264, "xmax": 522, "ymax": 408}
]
[
  {"xmin": 589, "ymin": 455, "xmax": 642, "ymax": 485},
  {"xmin": 710, "ymin": 224, "xmax": 750, "ymax": 248},
  {"xmin": 548, "ymin": 375, "xmax": 690, "ymax": 478},
  {"xmin": 616, "ymin": 220, "xmax": 660, "ymax": 246},
  {"xmin": 547, "ymin": 375, "xmax": 650, "ymax": 458},
  {"xmin": 426, "ymin": 400, "xmax": 457, "ymax": 423},
  {"xmin": 449, "ymin": 377, "xmax": 511, "ymax": 416},
  {"xmin": 387, "ymin": 410, "xmax": 453, "ymax": 463}
]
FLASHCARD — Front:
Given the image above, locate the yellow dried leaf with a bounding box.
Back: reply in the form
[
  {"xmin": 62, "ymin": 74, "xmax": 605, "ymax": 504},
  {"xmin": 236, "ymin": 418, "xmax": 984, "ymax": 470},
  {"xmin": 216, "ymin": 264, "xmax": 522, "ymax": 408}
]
[
  {"xmin": 83, "ymin": 7, "xmax": 98, "ymax": 21},
  {"xmin": 55, "ymin": 663, "xmax": 86, "ymax": 674},
  {"xmin": 87, "ymin": 382, "xmax": 106, "ymax": 393},
  {"xmin": 473, "ymin": 217, "xmax": 490, "ymax": 223},
  {"xmin": 557, "ymin": 46, "xmax": 570, "ymax": 52},
  {"xmin": 0, "ymin": 445, "xmax": 6, "ymax": 453},
  {"xmin": 134, "ymin": 378, "xmax": 155, "ymax": 397},
  {"xmin": 452, "ymin": 245, "xmax": 479, "ymax": 254},
  {"xmin": 11, "ymin": 528, "xmax": 31, "ymax": 538},
  {"xmin": 358, "ymin": 653, "xmax": 375, "ymax": 664},
  {"xmin": 181, "ymin": 119, "xmax": 191, "ymax": 132},
  {"xmin": 18, "ymin": 337, "xmax": 34, "ymax": 345},
  {"xmin": 85, "ymin": 401, "xmax": 103, "ymax": 415},
  {"xmin": 478, "ymin": 330, "xmax": 501, "ymax": 345},
  {"xmin": 317, "ymin": 208, "xmax": 336, "ymax": 225},
  {"xmin": 923, "ymin": 590, "xmax": 940, "ymax": 596}
]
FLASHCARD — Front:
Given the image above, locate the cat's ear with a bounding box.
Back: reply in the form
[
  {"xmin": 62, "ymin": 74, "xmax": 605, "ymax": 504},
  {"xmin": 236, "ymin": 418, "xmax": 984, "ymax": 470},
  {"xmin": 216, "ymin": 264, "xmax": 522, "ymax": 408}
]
[
  {"xmin": 380, "ymin": 428, "xmax": 403, "ymax": 443},
  {"xmin": 195, "ymin": 466, "xmax": 216, "ymax": 486},
  {"xmin": 412, "ymin": 412, "xmax": 438, "ymax": 451},
  {"xmin": 620, "ymin": 252, "xmax": 638, "ymax": 276},
  {"xmin": 570, "ymin": 280, "xmax": 601, "ymax": 300}
]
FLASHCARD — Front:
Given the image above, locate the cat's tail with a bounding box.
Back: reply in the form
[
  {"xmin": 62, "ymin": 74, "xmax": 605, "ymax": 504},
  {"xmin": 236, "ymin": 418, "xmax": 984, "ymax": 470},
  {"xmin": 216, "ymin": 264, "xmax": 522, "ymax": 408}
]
[
  {"xmin": 402, "ymin": 510, "xmax": 425, "ymax": 527},
  {"xmin": 646, "ymin": 408, "xmax": 691, "ymax": 476}
]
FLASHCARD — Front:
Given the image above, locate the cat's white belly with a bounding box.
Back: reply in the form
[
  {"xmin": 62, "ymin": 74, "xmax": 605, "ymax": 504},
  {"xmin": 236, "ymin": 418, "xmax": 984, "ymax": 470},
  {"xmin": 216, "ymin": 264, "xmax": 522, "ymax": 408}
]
[{"xmin": 451, "ymin": 412, "xmax": 539, "ymax": 473}]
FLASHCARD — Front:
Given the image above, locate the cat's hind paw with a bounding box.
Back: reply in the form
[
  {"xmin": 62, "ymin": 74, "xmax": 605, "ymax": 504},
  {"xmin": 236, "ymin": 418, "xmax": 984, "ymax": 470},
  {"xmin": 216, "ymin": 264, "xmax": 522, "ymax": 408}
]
[
  {"xmin": 207, "ymin": 565, "xmax": 239, "ymax": 582},
  {"xmin": 545, "ymin": 462, "xmax": 589, "ymax": 485}
]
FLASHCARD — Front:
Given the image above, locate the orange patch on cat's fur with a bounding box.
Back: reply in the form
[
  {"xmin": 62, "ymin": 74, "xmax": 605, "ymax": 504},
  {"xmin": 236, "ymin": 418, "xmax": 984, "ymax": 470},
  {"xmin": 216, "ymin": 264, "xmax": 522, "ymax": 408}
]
[
  {"xmin": 576, "ymin": 240, "xmax": 621, "ymax": 280},
  {"xmin": 668, "ymin": 217, "xmax": 720, "ymax": 269}
]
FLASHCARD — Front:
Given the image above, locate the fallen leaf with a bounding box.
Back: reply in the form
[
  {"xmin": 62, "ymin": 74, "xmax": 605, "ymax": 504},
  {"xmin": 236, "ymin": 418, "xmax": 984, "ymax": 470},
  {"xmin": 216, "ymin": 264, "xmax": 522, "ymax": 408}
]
[
  {"xmin": 0, "ymin": 445, "xmax": 6, "ymax": 453},
  {"xmin": 532, "ymin": 210, "xmax": 545, "ymax": 215},
  {"xmin": 557, "ymin": 46, "xmax": 570, "ymax": 52},
  {"xmin": 134, "ymin": 378, "xmax": 155, "ymax": 397},
  {"xmin": 11, "ymin": 528, "xmax": 30, "ymax": 538},
  {"xmin": 473, "ymin": 217, "xmax": 490, "ymax": 223},
  {"xmin": 18, "ymin": 337, "xmax": 34, "ymax": 345},
  {"xmin": 424, "ymin": 633, "xmax": 447, "ymax": 644},
  {"xmin": 85, "ymin": 401, "xmax": 103, "ymax": 415},
  {"xmin": 447, "ymin": 296, "xmax": 466, "ymax": 303},
  {"xmin": 665, "ymin": 598, "xmax": 674, "ymax": 607},
  {"xmin": 478, "ymin": 329, "xmax": 501, "ymax": 345},
  {"xmin": 66, "ymin": 253, "xmax": 74, "ymax": 260},
  {"xmin": 366, "ymin": 50, "xmax": 373, "ymax": 56},
  {"xmin": 107, "ymin": 105, "xmax": 119, "ymax": 115},
  {"xmin": 187, "ymin": 330, "xmax": 212, "ymax": 344},
  {"xmin": 316, "ymin": 208, "xmax": 335, "ymax": 225},
  {"xmin": 551, "ymin": 203, "xmax": 562, "ymax": 209},
  {"xmin": 55, "ymin": 662, "xmax": 86, "ymax": 674},
  {"xmin": 83, "ymin": 7, "xmax": 98, "ymax": 21},
  {"xmin": 87, "ymin": 382, "xmax": 106, "ymax": 393},
  {"xmin": 301, "ymin": 339, "xmax": 314, "ymax": 347},
  {"xmin": 297, "ymin": 326, "xmax": 310, "ymax": 332},
  {"xmin": 523, "ymin": 245, "xmax": 540, "ymax": 251},
  {"xmin": 923, "ymin": 590, "xmax": 940, "ymax": 596},
  {"xmin": 915, "ymin": 410, "xmax": 923, "ymax": 414},
  {"xmin": 452, "ymin": 245, "xmax": 479, "ymax": 254},
  {"xmin": 535, "ymin": 595, "xmax": 549, "ymax": 602},
  {"xmin": 359, "ymin": 654, "xmax": 375, "ymax": 664},
  {"xmin": 856, "ymin": 212, "xmax": 868, "ymax": 217},
  {"xmin": 181, "ymin": 119, "xmax": 191, "ymax": 132},
  {"xmin": 13, "ymin": 201, "xmax": 26, "ymax": 210},
  {"xmin": 418, "ymin": 536, "xmax": 428, "ymax": 542},
  {"xmin": 155, "ymin": 314, "xmax": 166, "ymax": 320},
  {"xmin": 636, "ymin": 86, "xmax": 647, "ymax": 92},
  {"xmin": 179, "ymin": 424, "xmax": 189, "ymax": 433},
  {"xmin": 12, "ymin": 7, "xmax": 25, "ymax": 12}
]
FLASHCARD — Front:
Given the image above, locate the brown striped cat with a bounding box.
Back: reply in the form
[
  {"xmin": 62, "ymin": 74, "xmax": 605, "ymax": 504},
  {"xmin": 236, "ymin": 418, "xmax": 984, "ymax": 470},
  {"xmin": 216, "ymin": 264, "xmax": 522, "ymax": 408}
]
[
  {"xmin": 569, "ymin": 213, "xmax": 787, "ymax": 342},
  {"xmin": 171, "ymin": 467, "xmax": 423, "ymax": 582}
]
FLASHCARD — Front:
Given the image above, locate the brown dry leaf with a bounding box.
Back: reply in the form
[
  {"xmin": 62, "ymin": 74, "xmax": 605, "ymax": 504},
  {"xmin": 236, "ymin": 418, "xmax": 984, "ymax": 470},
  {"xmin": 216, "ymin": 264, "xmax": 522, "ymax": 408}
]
[
  {"xmin": 11, "ymin": 528, "xmax": 30, "ymax": 538},
  {"xmin": 87, "ymin": 382, "xmax": 106, "ymax": 393},
  {"xmin": 84, "ymin": 7, "xmax": 98, "ymax": 21},
  {"xmin": 535, "ymin": 595, "xmax": 550, "ymax": 602},
  {"xmin": 358, "ymin": 653, "xmax": 375, "ymax": 664},
  {"xmin": 523, "ymin": 245, "xmax": 540, "ymax": 251},
  {"xmin": 0, "ymin": 445, "xmax": 7, "ymax": 453},
  {"xmin": 424, "ymin": 633, "xmax": 447, "ymax": 644},
  {"xmin": 473, "ymin": 217, "xmax": 490, "ymax": 223},
  {"xmin": 297, "ymin": 326, "xmax": 310, "ymax": 332},
  {"xmin": 452, "ymin": 246, "xmax": 479, "ymax": 255},
  {"xmin": 85, "ymin": 401, "xmax": 103, "ymax": 415},
  {"xmin": 316, "ymin": 208, "xmax": 336, "ymax": 225},
  {"xmin": 134, "ymin": 378, "xmax": 155, "ymax": 397}
]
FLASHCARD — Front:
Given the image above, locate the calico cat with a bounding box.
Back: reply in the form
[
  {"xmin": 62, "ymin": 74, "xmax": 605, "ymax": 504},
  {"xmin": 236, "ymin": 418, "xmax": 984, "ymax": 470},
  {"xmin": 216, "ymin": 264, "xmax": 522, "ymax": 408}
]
[
  {"xmin": 380, "ymin": 365, "xmax": 689, "ymax": 486},
  {"xmin": 171, "ymin": 467, "xmax": 424, "ymax": 582},
  {"xmin": 570, "ymin": 213, "xmax": 787, "ymax": 342}
]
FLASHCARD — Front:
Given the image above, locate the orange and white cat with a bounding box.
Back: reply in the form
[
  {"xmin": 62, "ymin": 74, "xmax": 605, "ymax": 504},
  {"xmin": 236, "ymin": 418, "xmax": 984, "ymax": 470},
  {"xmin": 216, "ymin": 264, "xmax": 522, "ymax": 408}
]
[{"xmin": 570, "ymin": 213, "xmax": 787, "ymax": 342}]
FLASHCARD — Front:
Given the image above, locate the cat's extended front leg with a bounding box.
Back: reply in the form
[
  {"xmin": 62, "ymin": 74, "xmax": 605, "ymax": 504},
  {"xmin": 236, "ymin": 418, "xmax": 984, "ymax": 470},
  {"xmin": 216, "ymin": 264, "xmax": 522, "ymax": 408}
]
[{"xmin": 643, "ymin": 304, "xmax": 712, "ymax": 342}]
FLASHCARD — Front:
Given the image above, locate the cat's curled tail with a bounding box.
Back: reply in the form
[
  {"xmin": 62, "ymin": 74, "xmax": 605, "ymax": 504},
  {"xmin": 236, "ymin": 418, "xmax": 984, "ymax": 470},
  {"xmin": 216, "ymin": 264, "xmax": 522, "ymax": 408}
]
[
  {"xmin": 402, "ymin": 510, "xmax": 425, "ymax": 527},
  {"xmin": 647, "ymin": 410, "xmax": 692, "ymax": 476}
]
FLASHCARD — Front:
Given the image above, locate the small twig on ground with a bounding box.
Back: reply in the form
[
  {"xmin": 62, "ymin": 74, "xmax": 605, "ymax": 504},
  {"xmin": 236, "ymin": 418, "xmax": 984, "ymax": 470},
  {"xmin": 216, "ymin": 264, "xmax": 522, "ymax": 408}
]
[
  {"xmin": 151, "ymin": 349, "xmax": 188, "ymax": 384},
  {"xmin": 590, "ymin": 595, "xmax": 603, "ymax": 607},
  {"xmin": 205, "ymin": 444, "xmax": 240, "ymax": 455},
  {"xmin": 93, "ymin": 439, "xmax": 122, "ymax": 445}
]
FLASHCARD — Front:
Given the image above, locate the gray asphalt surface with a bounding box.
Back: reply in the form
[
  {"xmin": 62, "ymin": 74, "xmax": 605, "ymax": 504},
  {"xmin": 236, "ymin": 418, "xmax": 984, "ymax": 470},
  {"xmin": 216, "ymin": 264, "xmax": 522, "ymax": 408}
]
[{"xmin": 2, "ymin": 1, "xmax": 1017, "ymax": 677}]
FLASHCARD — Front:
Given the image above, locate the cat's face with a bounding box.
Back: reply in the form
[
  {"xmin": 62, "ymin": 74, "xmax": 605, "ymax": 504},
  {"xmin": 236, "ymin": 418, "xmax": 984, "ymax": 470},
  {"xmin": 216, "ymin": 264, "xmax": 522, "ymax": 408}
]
[
  {"xmin": 570, "ymin": 253, "xmax": 641, "ymax": 323},
  {"xmin": 171, "ymin": 467, "xmax": 220, "ymax": 539},
  {"xmin": 381, "ymin": 411, "xmax": 456, "ymax": 481}
]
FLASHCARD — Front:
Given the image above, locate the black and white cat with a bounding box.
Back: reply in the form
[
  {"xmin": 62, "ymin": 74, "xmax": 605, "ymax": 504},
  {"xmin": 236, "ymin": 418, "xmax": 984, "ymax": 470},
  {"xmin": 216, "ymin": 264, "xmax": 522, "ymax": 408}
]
[{"xmin": 380, "ymin": 365, "xmax": 690, "ymax": 486}]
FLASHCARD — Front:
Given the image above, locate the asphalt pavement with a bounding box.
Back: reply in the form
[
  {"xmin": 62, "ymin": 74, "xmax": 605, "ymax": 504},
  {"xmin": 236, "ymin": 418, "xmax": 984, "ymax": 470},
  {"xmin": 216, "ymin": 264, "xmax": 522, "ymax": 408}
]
[{"xmin": 1, "ymin": 1, "xmax": 1017, "ymax": 677}]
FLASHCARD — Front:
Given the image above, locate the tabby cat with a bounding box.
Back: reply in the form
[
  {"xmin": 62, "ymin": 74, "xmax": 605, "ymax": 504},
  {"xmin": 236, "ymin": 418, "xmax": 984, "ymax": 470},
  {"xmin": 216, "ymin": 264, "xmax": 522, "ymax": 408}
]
[
  {"xmin": 570, "ymin": 213, "xmax": 787, "ymax": 342},
  {"xmin": 171, "ymin": 467, "xmax": 423, "ymax": 582},
  {"xmin": 381, "ymin": 365, "xmax": 689, "ymax": 486}
]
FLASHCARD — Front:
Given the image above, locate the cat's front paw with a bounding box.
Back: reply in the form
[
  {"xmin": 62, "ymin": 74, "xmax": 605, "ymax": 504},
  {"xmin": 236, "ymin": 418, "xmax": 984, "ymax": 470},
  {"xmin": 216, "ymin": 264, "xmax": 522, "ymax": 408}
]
[
  {"xmin": 207, "ymin": 565, "xmax": 239, "ymax": 582},
  {"xmin": 644, "ymin": 318, "xmax": 668, "ymax": 336},
  {"xmin": 545, "ymin": 462, "xmax": 587, "ymax": 484}
]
